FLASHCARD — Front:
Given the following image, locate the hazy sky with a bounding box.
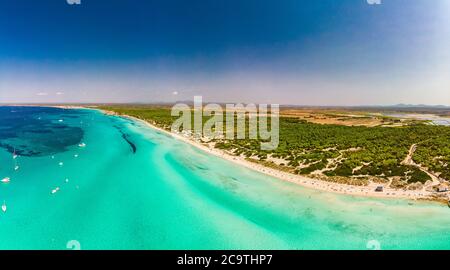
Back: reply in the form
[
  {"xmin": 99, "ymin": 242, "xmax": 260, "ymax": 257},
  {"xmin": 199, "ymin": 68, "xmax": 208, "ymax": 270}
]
[{"xmin": 0, "ymin": 0, "xmax": 449, "ymax": 105}]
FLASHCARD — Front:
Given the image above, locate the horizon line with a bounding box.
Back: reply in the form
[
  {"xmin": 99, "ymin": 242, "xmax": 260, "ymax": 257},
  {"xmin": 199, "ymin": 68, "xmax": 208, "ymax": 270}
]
[{"xmin": 1, "ymin": 102, "xmax": 450, "ymax": 109}]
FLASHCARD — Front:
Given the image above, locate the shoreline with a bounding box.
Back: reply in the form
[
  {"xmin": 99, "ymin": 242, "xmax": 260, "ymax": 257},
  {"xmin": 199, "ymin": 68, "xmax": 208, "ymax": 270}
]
[
  {"xmin": 9, "ymin": 105, "xmax": 447, "ymax": 203},
  {"xmin": 97, "ymin": 109, "xmax": 448, "ymax": 203}
]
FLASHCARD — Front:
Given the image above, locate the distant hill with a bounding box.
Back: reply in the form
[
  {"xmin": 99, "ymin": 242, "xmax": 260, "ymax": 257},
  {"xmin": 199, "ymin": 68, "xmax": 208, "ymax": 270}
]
[{"xmin": 390, "ymin": 104, "xmax": 450, "ymax": 109}]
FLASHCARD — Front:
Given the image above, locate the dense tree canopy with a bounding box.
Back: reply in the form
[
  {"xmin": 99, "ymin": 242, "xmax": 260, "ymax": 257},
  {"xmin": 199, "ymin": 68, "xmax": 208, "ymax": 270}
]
[{"xmin": 100, "ymin": 106, "xmax": 450, "ymax": 186}]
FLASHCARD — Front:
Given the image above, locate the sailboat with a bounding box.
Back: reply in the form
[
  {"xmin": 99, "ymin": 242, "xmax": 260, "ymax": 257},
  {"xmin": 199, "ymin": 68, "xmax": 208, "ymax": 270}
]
[
  {"xmin": 2, "ymin": 201, "xmax": 6, "ymax": 213},
  {"xmin": 1, "ymin": 177, "xmax": 10, "ymax": 184}
]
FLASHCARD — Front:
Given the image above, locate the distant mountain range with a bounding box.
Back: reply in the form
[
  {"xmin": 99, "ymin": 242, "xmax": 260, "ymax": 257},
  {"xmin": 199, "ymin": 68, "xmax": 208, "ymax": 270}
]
[{"xmin": 388, "ymin": 104, "xmax": 450, "ymax": 109}]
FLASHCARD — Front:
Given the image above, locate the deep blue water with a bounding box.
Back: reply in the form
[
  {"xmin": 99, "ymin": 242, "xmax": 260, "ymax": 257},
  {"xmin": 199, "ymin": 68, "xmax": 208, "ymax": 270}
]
[{"xmin": 0, "ymin": 107, "xmax": 84, "ymax": 157}]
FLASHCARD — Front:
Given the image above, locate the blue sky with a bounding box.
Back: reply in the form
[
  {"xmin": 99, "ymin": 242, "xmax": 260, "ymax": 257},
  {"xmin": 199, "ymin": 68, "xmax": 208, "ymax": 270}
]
[{"xmin": 0, "ymin": 0, "xmax": 449, "ymax": 105}]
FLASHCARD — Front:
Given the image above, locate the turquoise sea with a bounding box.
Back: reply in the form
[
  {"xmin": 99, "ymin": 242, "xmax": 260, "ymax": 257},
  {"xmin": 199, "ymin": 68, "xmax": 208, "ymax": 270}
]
[{"xmin": 0, "ymin": 106, "xmax": 449, "ymax": 250}]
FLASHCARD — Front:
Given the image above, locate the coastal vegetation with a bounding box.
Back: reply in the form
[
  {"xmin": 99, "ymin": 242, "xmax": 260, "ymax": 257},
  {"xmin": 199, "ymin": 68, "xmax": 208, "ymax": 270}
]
[{"xmin": 99, "ymin": 105, "xmax": 450, "ymax": 189}]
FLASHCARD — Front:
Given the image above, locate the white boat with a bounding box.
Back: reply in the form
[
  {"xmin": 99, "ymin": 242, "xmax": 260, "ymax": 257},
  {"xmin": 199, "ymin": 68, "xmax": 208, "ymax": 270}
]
[
  {"xmin": 78, "ymin": 143, "xmax": 86, "ymax": 148},
  {"xmin": 12, "ymin": 149, "xmax": 18, "ymax": 159},
  {"xmin": 14, "ymin": 165, "xmax": 19, "ymax": 171},
  {"xmin": 58, "ymin": 162, "xmax": 64, "ymax": 167},
  {"xmin": 1, "ymin": 177, "xmax": 10, "ymax": 184},
  {"xmin": 2, "ymin": 201, "xmax": 6, "ymax": 213},
  {"xmin": 58, "ymin": 119, "xmax": 64, "ymax": 122},
  {"xmin": 51, "ymin": 187, "xmax": 60, "ymax": 195},
  {"xmin": 74, "ymin": 154, "xmax": 79, "ymax": 158}
]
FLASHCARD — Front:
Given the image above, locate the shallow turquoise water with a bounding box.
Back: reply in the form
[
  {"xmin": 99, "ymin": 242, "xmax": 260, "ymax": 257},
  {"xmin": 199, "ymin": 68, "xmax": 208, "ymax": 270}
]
[{"xmin": 0, "ymin": 107, "xmax": 449, "ymax": 250}]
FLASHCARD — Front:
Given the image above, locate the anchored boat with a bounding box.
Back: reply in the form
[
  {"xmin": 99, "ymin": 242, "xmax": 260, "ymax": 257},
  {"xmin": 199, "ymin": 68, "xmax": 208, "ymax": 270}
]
[
  {"xmin": 1, "ymin": 177, "xmax": 10, "ymax": 184},
  {"xmin": 51, "ymin": 187, "xmax": 60, "ymax": 195},
  {"xmin": 2, "ymin": 201, "xmax": 6, "ymax": 213}
]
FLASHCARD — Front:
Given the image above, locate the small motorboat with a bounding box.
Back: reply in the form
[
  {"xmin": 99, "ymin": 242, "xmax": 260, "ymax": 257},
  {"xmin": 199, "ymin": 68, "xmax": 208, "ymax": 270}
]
[
  {"xmin": 2, "ymin": 201, "xmax": 6, "ymax": 213},
  {"xmin": 1, "ymin": 177, "xmax": 10, "ymax": 184},
  {"xmin": 14, "ymin": 165, "xmax": 19, "ymax": 171},
  {"xmin": 58, "ymin": 162, "xmax": 64, "ymax": 167},
  {"xmin": 51, "ymin": 187, "xmax": 60, "ymax": 195},
  {"xmin": 74, "ymin": 154, "xmax": 79, "ymax": 158},
  {"xmin": 78, "ymin": 143, "xmax": 86, "ymax": 148},
  {"xmin": 12, "ymin": 149, "xmax": 18, "ymax": 160},
  {"xmin": 58, "ymin": 119, "xmax": 64, "ymax": 122}
]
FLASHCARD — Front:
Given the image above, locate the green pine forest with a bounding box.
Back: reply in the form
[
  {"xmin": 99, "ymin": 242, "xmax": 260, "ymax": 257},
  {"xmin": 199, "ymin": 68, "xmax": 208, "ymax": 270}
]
[{"xmin": 99, "ymin": 105, "xmax": 450, "ymax": 188}]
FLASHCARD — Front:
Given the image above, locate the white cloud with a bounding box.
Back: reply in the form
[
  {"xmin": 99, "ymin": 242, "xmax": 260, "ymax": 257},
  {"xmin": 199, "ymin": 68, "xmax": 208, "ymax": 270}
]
[
  {"xmin": 56, "ymin": 92, "xmax": 64, "ymax": 95},
  {"xmin": 36, "ymin": 92, "xmax": 49, "ymax": 96},
  {"xmin": 172, "ymin": 91, "xmax": 179, "ymax": 96}
]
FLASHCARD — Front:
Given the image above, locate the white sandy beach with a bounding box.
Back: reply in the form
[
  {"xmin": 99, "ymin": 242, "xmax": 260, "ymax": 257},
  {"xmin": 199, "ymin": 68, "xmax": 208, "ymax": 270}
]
[
  {"xmin": 29, "ymin": 105, "xmax": 448, "ymax": 202},
  {"xmin": 96, "ymin": 109, "xmax": 448, "ymax": 202}
]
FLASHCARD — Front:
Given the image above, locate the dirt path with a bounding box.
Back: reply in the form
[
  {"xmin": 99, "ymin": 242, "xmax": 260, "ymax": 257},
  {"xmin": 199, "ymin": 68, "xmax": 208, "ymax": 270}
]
[
  {"xmin": 402, "ymin": 144, "xmax": 417, "ymax": 166},
  {"xmin": 402, "ymin": 144, "xmax": 441, "ymax": 190}
]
